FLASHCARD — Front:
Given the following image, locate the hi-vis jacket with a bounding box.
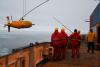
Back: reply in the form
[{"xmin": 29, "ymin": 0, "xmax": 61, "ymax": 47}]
[{"xmin": 87, "ymin": 32, "xmax": 95, "ymax": 42}]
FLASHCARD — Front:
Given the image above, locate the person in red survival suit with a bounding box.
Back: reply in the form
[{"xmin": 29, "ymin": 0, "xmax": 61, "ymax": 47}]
[
  {"xmin": 69, "ymin": 29, "xmax": 80, "ymax": 58},
  {"xmin": 51, "ymin": 27, "xmax": 61, "ymax": 60},
  {"xmin": 60, "ymin": 28, "xmax": 68, "ymax": 59}
]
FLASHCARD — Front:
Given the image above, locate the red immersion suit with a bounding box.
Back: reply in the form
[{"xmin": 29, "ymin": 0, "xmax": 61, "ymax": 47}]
[
  {"xmin": 60, "ymin": 30, "xmax": 68, "ymax": 59},
  {"xmin": 51, "ymin": 30, "xmax": 61, "ymax": 60},
  {"xmin": 69, "ymin": 32, "xmax": 80, "ymax": 58}
]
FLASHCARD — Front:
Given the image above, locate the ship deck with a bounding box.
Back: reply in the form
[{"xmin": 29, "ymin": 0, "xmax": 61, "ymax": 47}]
[{"xmin": 43, "ymin": 44, "xmax": 100, "ymax": 67}]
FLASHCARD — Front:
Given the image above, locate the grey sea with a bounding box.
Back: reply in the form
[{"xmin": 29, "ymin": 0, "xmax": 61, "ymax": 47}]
[{"xmin": 0, "ymin": 30, "xmax": 51, "ymax": 56}]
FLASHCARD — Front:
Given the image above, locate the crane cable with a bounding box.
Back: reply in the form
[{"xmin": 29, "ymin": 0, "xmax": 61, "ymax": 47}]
[
  {"xmin": 20, "ymin": 0, "xmax": 50, "ymax": 20},
  {"xmin": 23, "ymin": 0, "xmax": 26, "ymax": 16},
  {"xmin": 53, "ymin": 17, "xmax": 73, "ymax": 33}
]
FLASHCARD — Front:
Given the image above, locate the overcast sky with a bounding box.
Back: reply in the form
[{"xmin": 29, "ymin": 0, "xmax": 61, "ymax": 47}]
[{"xmin": 0, "ymin": 0, "xmax": 99, "ymax": 34}]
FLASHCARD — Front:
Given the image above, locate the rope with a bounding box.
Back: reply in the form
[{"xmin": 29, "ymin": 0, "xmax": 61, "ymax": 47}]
[
  {"xmin": 23, "ymin": 0, "xmax": 26, "ymax": 16},
  {"xmin": 20, "ymin": 0, "xmax": 50, "ymax": 20},
  {"xmin": 53, "ymin": 17, "xmax": 73, "ymax": 33}
]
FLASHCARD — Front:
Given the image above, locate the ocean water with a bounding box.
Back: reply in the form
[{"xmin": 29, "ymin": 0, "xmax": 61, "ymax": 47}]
[{"xmin": 0, "ymin": 30, "xmax": 51, "ymax": 56}]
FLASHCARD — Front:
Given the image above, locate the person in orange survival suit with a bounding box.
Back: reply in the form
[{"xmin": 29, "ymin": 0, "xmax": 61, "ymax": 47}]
[
  {"xmin": 51, "ymin": 27, "xmax": 61, "ymax": 60},
  {"xmin": 69, "ymin": 29, "xmax": 80, "ymax": 58},
  {"xmin": 60, "ymin": 28, "xmax": 68, "ymax": 59}
]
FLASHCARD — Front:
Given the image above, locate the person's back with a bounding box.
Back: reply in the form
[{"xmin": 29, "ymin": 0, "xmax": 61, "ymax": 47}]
[
  {"xmin": 60, "ymin": 28, "xmax": 68, "ymax": 46},
  {"xmin": 87, "ymin": 31, "xmax": 95, "ymax": 42},
  {"xmin": 86, "ymin": 29, "xmax": 95, "ymax": 53},
  {"xmin": 69, "ymin": 29, "xmax": 80, "ymax": 58},
  {"xmin": 70, "ymin": 31, "xmax": 80, "ymax": 46},
  {"xmin": 51, "ymin": 27, "xmax": 61, "ymax": 60},
  {"xmin": 51, "ymin": 28, "xmax": 61, "ymax": 47},
  {"xmin": 60, "ymin": 28, "xmax": 68, "ymax": 59}
]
